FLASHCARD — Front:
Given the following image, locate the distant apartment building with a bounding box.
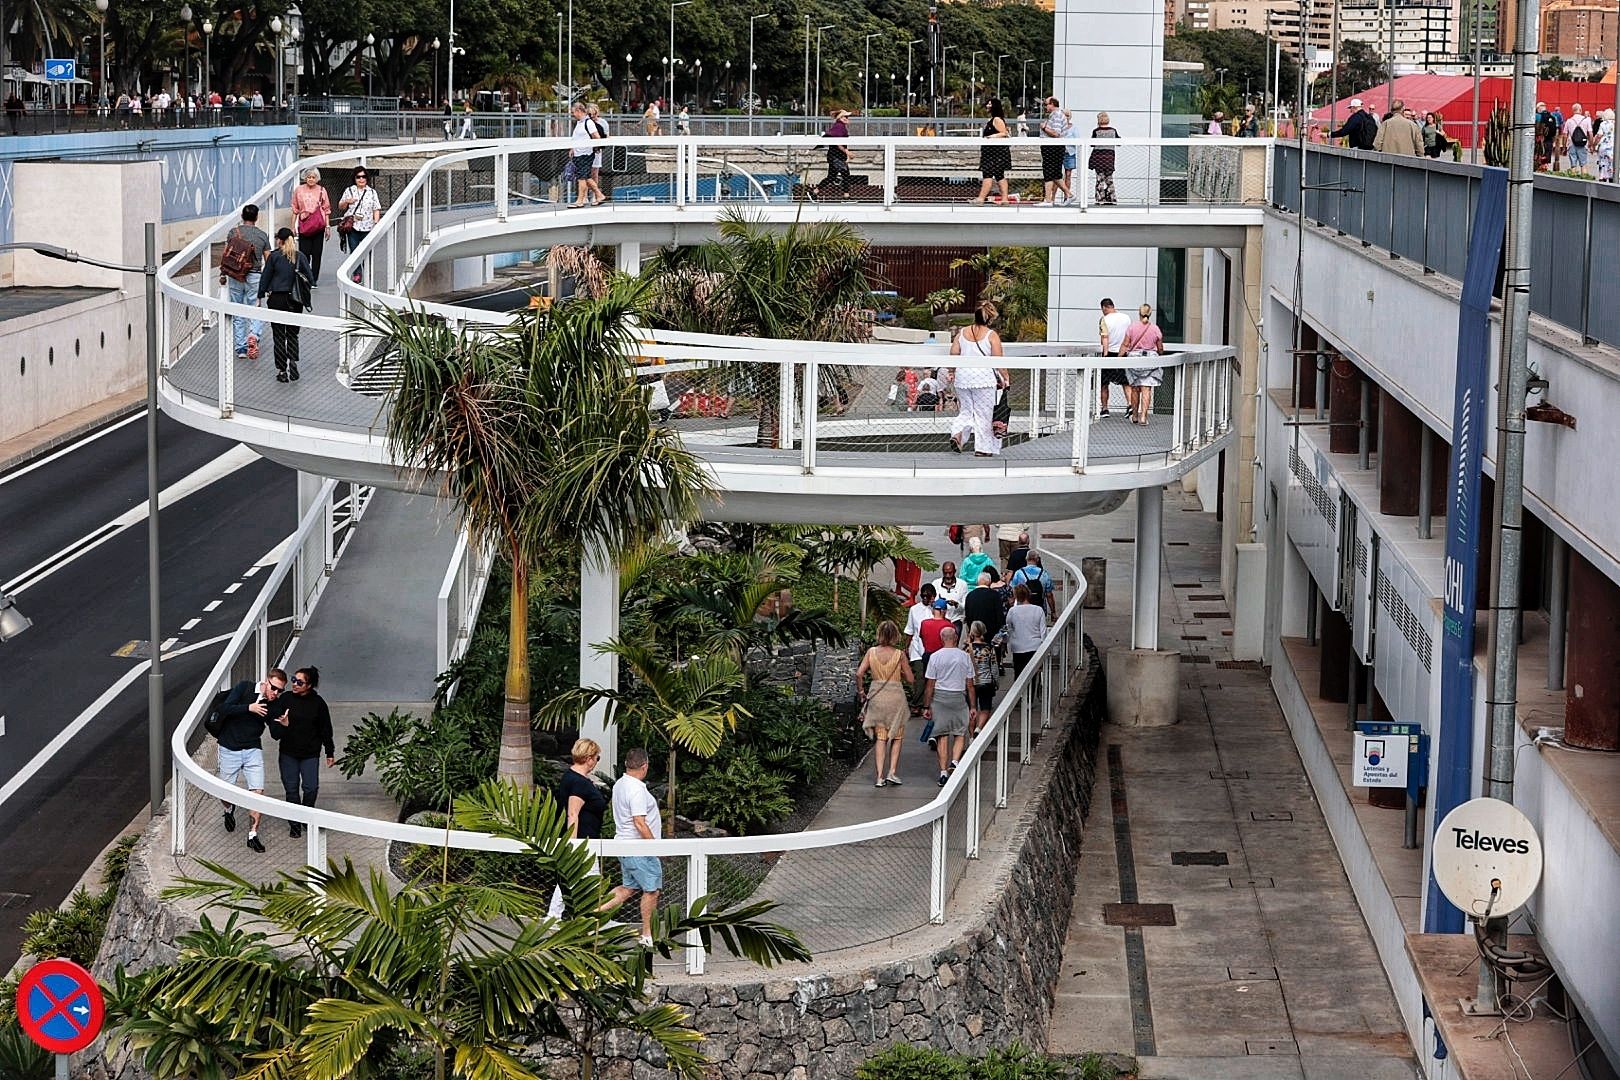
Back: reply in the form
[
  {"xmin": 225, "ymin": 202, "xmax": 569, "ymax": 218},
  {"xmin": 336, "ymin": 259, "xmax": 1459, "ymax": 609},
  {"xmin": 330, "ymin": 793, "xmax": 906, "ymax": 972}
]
[
  {"xmin": 1206, "ymin": 0, "xmax": 1333, "ymax": 55},
  {"xmin": 1183, "ymin": 0, "xmax": 1212, "ymax": 30},
  {"xmin": 1338, "ymin": 0, "xmax": 1460, "ymax": 70},
  {"xmin": 1540, "ymin": 0, "xmax": 1619, "ymax": 56}
]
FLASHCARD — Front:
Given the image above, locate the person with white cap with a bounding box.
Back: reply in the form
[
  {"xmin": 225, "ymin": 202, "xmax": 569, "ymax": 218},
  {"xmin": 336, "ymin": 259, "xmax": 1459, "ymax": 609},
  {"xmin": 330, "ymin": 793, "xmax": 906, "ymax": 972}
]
[{"xmin": 1325, "ymin": 98, "xmax": 1378, "ymax": 151}]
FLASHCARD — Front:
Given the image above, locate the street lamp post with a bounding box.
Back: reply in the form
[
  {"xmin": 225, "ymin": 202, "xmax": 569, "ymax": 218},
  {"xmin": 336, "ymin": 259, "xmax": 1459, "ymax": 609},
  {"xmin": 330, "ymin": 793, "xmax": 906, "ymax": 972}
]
[
  {"xmin": 969, "ymin": 49, "xmax": 983, "ymax": 117},
  {"xmin": 1038, "ymin": 59, "xmax": 1049, "ymax": 99},
  {"xmin": 1021, "ymin": 57, "xmax": 1034, "ymax": 113},
  {"xmin": 202, "ymin": 20, "xmax": 212, "ymax": 101},
  {"xmin": 996, "ymin": 53, "xmax": 1008, "ymax": 105},
  {"xmin": 95, "ymin": 0, "xmax": 108, "ymax": 109},
  {"xmin": 941, "ymin": 44, "xmax": 956, "ymax": 119},
  {"xmin": 365, "ymin": 33, "xmax": 374, "ymax": 101},
  {"xmin": 180, "ymin": 4, "xmax": 191, "ymax": 100},
  {"xmin": 722, "ymin": 59, "xmax": 729, "ymax": 107},
  {"xmin": 432, "ymin": 38, "xmax": 440, "ymax": 105},
  {"xmin": 906, "ymin": 38, "xmax": 923, "ymax": 117},
  {"xmin": 863, "ymin": 31, "xmax": 880, "ymax": 116},
  {"xmin": 814, "ymin": 23, "xmax": 833, "ymax": 118},
  {"xmin": 270, "ymin": 17, "xmax": 284, "ymax": 107},
  {"xmin": 0, "ymin": 230, "xmax": 162, "ymax": 817},
  {"xmin": 447, "ymin": 0, "xmax": 457, "ymax": 106},
  {"xmin": 693, "ymin": 57, "xmax": 702, "ymax": 108},
  {"xmin": 625, "ymin": 52, "xmax": 633, "ymax": 109},
  {"xmin": 749, "ymin": 12, "xmax": 769, "ymax": 134},
  {"xmin": 670, "ymin": 0, "xmax": 692, "ymax": 106},
  {"xmin": 566, "ymin": 0, "xmax": 573, "ymax": 112}
]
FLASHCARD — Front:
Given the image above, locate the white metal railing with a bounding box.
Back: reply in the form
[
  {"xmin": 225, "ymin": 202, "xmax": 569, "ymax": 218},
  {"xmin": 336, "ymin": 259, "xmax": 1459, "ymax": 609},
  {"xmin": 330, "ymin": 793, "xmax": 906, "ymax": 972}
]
[
  {"xmin": 170, "ymin": 516, "xmax": 1091, "ymax": 975},
  {"xmin": 435, "ymin": 529, "xmax": 496, "ymax": 683}
]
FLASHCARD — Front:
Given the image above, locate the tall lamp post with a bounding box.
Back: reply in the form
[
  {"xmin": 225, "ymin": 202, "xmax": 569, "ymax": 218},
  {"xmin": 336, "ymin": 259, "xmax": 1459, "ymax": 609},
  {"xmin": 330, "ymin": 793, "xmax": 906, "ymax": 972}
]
[
  {"xmin": 96, "ymin": 0, "xmax": 108, "ymax": 109},
  {"xmin": 906, "ymin": 37, "xmax": 923, "ymax": 116},
  {"xmin": 624, "ymin": 53, "xmax": 633, "ymax": 109},
  {"xmin": 446, "ymin": 0, "xmax": 458, "ymax": 105},
  {"xmin": 270, "ymin": 16, "xmax": 285, "ymax": 107},
  {"xmin": 1038, "ymin": 59, "xmax": 1049, "ymax": 100},
  {"xmin": 810, "ymin": 23, "xmax": 835, "ymax": 118},
  {"xmin": 365, "ymin": 33, "xmax": 374, "ymax": 100},
  {"xmin": 941, "ymin": 44, "xmax": 956, "ymax": 118},
  {"xmin": 862, "ymin": 31, "xmax": 880, "ymax": 116},
  {"xmin": 969, "ymin": 49, "xmax": 983, "ymax": 117},
  {"xmin": 555, "ymin": 11, "xmax": 564, "ymax": 109},
  {"xmin": 1021, "ymin": 57, "xmax": 1034, "ymax": 113},
  {"xmin": 0, "ymin": 232, "xmax": 162, "ymax": 818},
  {"xmin": 180, "ymin": 4, "xmax": 191, "ymax": 99},
  {"xmin": 202, "ymin": 20, "xmax": 212, "ymax": 100},
  {"xmin": 432, "ymin": 37, "xmax": 440, "ymax": 105},
  {"xmin": 693, "ymin": 57, "xmax": 702, "ymax": 107},
  {"xmin": 996, "ymin": 53, "xmax": 1008, "ymax": 104},
  {"xmin": 749, "ymin": 12, "xmax": 769, "ymax": 134},
  {"xmin": 670, "ymin": 0, "xmax": 692, "ymax": 106}
]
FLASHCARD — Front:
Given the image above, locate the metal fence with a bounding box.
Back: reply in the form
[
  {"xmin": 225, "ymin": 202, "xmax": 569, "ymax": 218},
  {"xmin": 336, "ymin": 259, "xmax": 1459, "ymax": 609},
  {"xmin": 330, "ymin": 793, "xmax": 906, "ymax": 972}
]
[
  {"xmin": 2, "ymin": 106, "xmax": 295, "ymax": 135},
  {"xmin": 1272, "ymin": 142, "xmax": 1620, "ymax": 349}
]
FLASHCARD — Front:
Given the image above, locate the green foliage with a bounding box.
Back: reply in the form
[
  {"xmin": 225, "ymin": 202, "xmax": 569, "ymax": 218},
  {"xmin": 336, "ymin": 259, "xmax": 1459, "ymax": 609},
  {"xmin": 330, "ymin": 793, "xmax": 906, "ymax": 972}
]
[
  {"xmin": 857, "ymin": 1042, "xmax": 1095, "ymax": 1080},
  {"xmin": 1318, "ymin": 39, "xmax": 1386, "ymax": 104},
  {"xmin": 338, "ymin": 706, "xmax": 555, "ymax": 816},
  {"xmin": 1166, "ymin": 28, "xmax": 1302, "ymax": 106},
  {"xmin": 950, "ymin": 248, "xmax": 1049, "ymax": 342},
  {"xmin": 0, "ymin": 1021, "xmax": 52, "ymax": 1080},
  {"xmin": 18, "ymin": 832, "xmax": 140, "ymax": 966},
  {"xmin": 683, "ymin": 748, "xmax": 794, "ymax": 835},
  {"xmin": 903, "ymin": 305, "xmax": 936, "ymax": 330},
  {"xmin": 926, "ymin": 287, "xmax": 967, "ymax": 315},
  {"xmin": 111, "ymin": 782, "xmax": 810, "ymax": 1080}
]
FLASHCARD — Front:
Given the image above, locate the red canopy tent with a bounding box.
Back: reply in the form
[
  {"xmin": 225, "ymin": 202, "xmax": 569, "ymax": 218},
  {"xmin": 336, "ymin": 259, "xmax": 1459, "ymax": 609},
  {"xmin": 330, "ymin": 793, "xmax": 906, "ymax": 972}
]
[{"xmin": 1310, "ymin": 74, "xmax": 1608, "ymax": 149}]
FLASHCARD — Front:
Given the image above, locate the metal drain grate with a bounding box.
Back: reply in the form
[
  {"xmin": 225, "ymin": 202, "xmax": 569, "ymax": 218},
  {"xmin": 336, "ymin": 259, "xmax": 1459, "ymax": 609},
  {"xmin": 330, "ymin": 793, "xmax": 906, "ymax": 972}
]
[
  {"xmin": 1246, "ymin": 1040, "xmax": 1298, "ymax": 1056},
  {"xmin": 0, "ymin": 892, "xmax": 33, "ymax": 909},
  {"xmin": 1171, "ymin": 850, "xmax": 1230, "ymax": 866},
  {"xmin": 1180, "ymin": 654, "xmax": 1212, "ymax": 664},
  {"xmin": 1209, "ymin": 770, "xmax": 1249, "ymax": 779},
  {"xmin": 1230, "ymin": 877, "xmax": 1275, "ymax": 889},
  {"xmin": 1250, "ymin": 811, "xmax": 1294, "ymax": 822},
  {"xmin": 1181, "ymin": 633, "xmax": 1207, "ymax": 641},
  {"xmin": 1190, "ymin": 593, "xmax": 1225, "ymax": 601},
  {"xmin": 1103, "ymin": 903, "xmax": 1178, "ymax": 927},
  {"xmin": 1194, "ymin": 610, "xmax": 1232, "ymax": 618},
  {"xmin": 1217, "ymin": 660, "xmax": 1266, "ymax": 670},
  {"xmin": 1229, "ymin": 966, "xmax": 1279, "ymax": 981}
]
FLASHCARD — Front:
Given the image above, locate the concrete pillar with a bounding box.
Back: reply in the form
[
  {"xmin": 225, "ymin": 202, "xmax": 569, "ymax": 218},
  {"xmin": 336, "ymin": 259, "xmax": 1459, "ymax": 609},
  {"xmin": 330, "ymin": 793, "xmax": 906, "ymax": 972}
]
[
  {"xmin": 579, "ymin": 550, "xmax": 621, "ymax": 771},
  {"xmin": 1328, "ymin": 357, "xmax": 1362, "ymax": 454},
  {"xmin": 617, "ymin": 242, "xmax": 641, "ymax": 276},
  {"xmin": 1566, "ymin": 556, "xmax": 1620, "ymax": 751},
  {"xmin": 1081, "ymin": 556, "xmax": 1107, "ymax": 609},
  {"xmin": 1378, "ymin": 389, "xmax": 1422, "ymax": 516},
  {"xmin": 1132, "ymin": 485, "xmax": 1163, "ymax": 651},
  {"xmin": 1106, "ymin": 647, "xmax": 1181, "ymax": 727}
]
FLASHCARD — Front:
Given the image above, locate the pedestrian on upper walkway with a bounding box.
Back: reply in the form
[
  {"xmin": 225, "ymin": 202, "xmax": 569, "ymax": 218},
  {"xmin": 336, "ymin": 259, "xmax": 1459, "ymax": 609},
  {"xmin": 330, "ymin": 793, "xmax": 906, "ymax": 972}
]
[
  {"xmin": 857, "ymin": 621, "xmax": 914, "ymax": 787},
  {"xmin": 932, "ymin": 561, "xmax": 966, "ymax": 624},
  {"xmin": 971, "ymin": 98, "xmax": 1012, "ymax": 205},
  {"xmin": 1374, "ymin": 105, "xmax": 1423, "ymax": 157},
  {"xmin": 1123, "ymin": 303, "xmax": 1166, "ymax": 426},
  {"xmin": 265, "ymin": 666, "xmax": 334, "ymax": 837},
  {"xmin": 1089, "ymin": 111, "xmax": 1120, "ymax": 205},
  {"xmin": 336, "ymin": 166, "xmax": 383, "ymax": 283},
  {"xmin": 1098, "ymin": 296, "xmax": 1132, "ymax": 418},
  {"xmin": 819, "ymin": 109, "xmax": 853, "ymax": 199},
  {"xmin": 212, "ymin": 667, "xmax": 286, "ymax": 853},
  {"xmin": 219, "ymin": 202, "xmax": 269, "ymax": 362},
  {"xmin": 961, "ymin": 535, "xmax": 996, "ymax": 588},
  {"xmin": 258, "ymin": 228, "xmax": 313, "ymax": 382},
  {"xmin": 1206, "ymin": 111, "xmax": 1226, "ymax": 136},
  {"xmin": 948, "ymin": 302, "xmax": 1009, "ymax": 456},
  {"xmin": 902, "ymin": 583, "xmax": 940, "ymax": 710},
  {"xmin": 1596, "ymin": 109, "xmax": 1615, "ymax": 182},
  {"xmin": 1564, "ymin": 105, "xmax": 1593, "ymax": 175},
  {"xmin": 963, "ymin": 571, "xmax": 1005, "ymax": 646},
  {"xmin": 1325, "ymin": 98, "xmax": 1378, "ymax": 151},
  {"xmin": 1237, "ymin": 104, "xmax": 1260, "ymax": 138},
  {"xmin": 291, "ymin": 167, "xmax": 331, "ymax": 284},
  {"xmin": 1040, "ymin": 96, "xmax": 1073, "ymax": 206},
  {"xmin": 966, "ymin": 620, "xmax": 1000, "ymax": 737},
  {"xmin": 1004, "ymin": 583, "xmax": 1047, "ymax": 677},
  {"xmin": 547, "ymin": 737, "xmax": 608, "ymax": 918}
]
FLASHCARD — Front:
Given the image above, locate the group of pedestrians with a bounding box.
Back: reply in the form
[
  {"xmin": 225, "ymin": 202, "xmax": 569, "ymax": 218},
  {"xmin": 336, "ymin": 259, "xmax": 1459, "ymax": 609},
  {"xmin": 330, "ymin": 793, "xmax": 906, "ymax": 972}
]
[
  {"xmin": 217, "ymin": 167, "xmax": 383, "ymax": 383},
  {"xmin": 210, "ymin": 666, "xmax": 334, "ymax": 852},
  {"xmin": 965, "ymin": 97, "xmax": 1122, "ymax": 206},
  {"xmin": 858, "ymin": 528, "xmax": 1057, "ymax": 789}
]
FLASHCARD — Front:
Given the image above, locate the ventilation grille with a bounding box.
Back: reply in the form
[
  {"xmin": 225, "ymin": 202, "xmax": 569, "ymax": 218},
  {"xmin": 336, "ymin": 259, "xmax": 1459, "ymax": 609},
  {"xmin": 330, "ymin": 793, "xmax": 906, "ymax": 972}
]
[
  {"xmin": 1289, "ymin": 446, "xmax": 1335, "ymax": 527},
  {"xmin": 1377, "ymin": 569, "xmax": 1434, "ymax": 672}
]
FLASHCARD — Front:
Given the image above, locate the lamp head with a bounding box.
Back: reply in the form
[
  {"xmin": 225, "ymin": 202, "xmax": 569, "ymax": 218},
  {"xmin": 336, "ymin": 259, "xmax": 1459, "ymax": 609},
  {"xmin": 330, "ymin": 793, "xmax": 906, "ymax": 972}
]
[
  {"xmin": 0, "ymin": 593, "xmax": 32, "ymax": 642},
  {"xmin": 96, "ymin": 0, "xmax": 108, "ymax": 12},
  {"xmin": 270, "ymin": 15, "xmax": 282, "ymax": 32},
  {"xmin": 180, "ymin": 3, "xmax": 191, "ymax": 20}
]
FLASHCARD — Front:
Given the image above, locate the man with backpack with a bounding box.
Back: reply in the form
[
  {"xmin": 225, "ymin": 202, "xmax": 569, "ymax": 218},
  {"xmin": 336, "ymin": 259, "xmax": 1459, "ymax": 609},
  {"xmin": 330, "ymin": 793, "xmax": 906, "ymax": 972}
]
[
  {"xmin": 218, "ymin": 203, "xmax": 270, "ymax": 361},
  {"xmin": 1012, "ymin": 553, "xmax": 1056, "ymax": 620},
  {"xmin": 205, "ymin": 667, "xmax": 287, "ymax": 852}
]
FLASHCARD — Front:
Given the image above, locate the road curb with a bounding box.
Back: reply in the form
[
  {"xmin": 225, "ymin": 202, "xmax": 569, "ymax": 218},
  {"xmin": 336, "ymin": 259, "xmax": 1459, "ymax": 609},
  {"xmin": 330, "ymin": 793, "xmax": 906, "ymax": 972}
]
[{"xmin": 0, "ymin": 393, "xmax": 147, "ymax": 478}]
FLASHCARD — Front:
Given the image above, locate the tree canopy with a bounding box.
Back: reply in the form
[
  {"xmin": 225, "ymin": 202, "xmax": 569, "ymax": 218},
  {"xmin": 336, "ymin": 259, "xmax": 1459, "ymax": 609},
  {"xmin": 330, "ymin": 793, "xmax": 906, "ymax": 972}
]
[{"xmin": 1167, "ymin": 28, "xmax": 1301, "ymax": 109}]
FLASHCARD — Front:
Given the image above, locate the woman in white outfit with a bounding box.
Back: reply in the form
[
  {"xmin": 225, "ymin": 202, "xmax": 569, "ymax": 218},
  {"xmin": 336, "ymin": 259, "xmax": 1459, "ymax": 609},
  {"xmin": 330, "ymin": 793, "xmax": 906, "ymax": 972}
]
[{"xmin": 949, "ymin": 302, "xmax": 1010, "ymax": 456}]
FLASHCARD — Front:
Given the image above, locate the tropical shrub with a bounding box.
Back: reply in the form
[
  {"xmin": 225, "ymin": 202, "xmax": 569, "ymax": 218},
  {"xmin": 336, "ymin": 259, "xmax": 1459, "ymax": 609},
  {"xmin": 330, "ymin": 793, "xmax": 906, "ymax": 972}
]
[
  {"xmin": 20, "ymin": 834, "xmax": 138, "ymax": 965},
  {"xmin": 902, "ymin": 304, "xmax": 935, "ymax": 330},
  {"xmin": 856, "ymin": 1042, "xmax": 1098, "ymax": 1080},
  {"xmin": 682, "ymin": 749, "xmax": 795, "ymax": 835}
]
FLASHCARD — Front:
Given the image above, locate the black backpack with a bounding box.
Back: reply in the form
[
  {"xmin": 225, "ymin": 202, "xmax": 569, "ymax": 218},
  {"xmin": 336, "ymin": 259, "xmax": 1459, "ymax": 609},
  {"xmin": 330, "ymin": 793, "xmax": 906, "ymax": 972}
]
[
  {"xmin": 1572, "ymin": 124, "xmax": 1588, "ymax": 147},
  {"xmin": 202, "ymin": 687, "xmax": 233, "ymax": 737}
]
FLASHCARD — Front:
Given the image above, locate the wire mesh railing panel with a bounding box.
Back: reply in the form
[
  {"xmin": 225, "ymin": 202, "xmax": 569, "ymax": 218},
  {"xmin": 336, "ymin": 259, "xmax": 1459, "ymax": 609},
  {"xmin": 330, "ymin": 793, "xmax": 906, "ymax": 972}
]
[{"xmin": 946, "ymin": 795, "xmax": 969, "ymax": 902}]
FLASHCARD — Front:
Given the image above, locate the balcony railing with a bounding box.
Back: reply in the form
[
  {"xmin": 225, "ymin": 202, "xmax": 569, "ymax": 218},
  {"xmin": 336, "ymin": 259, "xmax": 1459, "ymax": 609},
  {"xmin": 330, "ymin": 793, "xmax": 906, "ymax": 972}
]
[{"xmin": 1272, "ymin": 142, "xmax": 1620, "ymax": 350}]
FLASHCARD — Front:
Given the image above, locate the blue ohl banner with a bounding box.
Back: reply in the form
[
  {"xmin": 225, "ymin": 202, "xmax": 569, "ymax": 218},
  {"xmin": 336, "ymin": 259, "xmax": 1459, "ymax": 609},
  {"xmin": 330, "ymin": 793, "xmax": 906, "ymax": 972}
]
[{"xmin": 1424, "ymin": 166, "xmax": 1509, "ymax": 934}]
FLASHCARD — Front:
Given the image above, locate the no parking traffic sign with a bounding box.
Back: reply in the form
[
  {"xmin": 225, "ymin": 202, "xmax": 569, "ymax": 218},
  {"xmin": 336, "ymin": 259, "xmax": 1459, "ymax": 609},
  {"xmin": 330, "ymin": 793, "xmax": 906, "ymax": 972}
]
[{"xmin": 15, "ymin": 957, "xmax": 105, "ymax": 1055}]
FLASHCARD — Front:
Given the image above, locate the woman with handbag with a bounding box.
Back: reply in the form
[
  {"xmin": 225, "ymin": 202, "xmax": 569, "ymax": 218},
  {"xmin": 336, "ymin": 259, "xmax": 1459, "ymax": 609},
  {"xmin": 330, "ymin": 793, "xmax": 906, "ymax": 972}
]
[
  {"xmin": 336, "ymin": 166, "xmax": 383, "ymax": 283},
  {"xmin": 291, "ymin": 168, "xmax": 331, "ymax": 286},
  {"xmin": 1122, "ymin": 303, "xmax": 1165, "ymax": 426},
  {"xmin": 258, "ymin": 228, "xmax": 313, "ymax": 383},
  {"xmin": 856, "ymin": 621, "xmax": 914, "ymax": 788},
  {"xmin": 947, "ymin": 302, "xmax": 1010, "ymax": 456}
]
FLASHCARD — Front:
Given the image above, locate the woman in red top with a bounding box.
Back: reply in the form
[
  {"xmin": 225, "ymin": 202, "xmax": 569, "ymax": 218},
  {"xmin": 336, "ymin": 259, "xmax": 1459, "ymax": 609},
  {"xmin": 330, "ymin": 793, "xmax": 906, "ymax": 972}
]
[
  {"xmin": 291, "ymin": 168, "xmax": 332, "ymax": 286},
  {"xmin": 1122, "ymin": 304, "xmax": 1165, "ymax": 426}
]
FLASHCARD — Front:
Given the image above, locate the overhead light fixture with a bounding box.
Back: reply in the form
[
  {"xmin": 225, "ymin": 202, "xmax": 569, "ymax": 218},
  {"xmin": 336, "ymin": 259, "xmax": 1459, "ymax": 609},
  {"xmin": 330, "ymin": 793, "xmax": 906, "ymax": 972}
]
[{"xmin": 0, "ymin": 592, "xmax": 32, "ymax": 641}]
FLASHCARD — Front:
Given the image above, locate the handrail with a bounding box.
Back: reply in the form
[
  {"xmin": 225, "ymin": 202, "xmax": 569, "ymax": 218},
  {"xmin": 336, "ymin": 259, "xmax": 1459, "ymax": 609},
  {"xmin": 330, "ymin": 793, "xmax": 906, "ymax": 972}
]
[{"xmin": 170, "ymin": 529, "xmax": 1087, "ymax": 864}]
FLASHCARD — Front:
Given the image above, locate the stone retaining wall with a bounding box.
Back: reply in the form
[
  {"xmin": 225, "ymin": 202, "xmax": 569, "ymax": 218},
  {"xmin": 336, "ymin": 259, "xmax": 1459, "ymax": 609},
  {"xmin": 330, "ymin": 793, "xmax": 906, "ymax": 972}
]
[{"xmin": 84, "ymin": 648, "xmax": 1102, "ymax": 1080}]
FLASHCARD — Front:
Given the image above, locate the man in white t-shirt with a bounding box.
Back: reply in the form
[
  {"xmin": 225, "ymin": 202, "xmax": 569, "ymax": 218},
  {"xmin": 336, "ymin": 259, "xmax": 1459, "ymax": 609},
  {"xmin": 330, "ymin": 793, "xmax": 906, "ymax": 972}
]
[
  {"xmin": 902, "ymin": 583, "xmax": 939, "ymax": 708},
  {"xmin": 932, "ymin": 562, "xmax": 967, "ymax": 624},
  {"xmin": 1098, "ymin": 297, "xmax": 1133, "ymax": 418},
  {"xmin": 921, "ymin": 626, "xmax": 976, "ymax": 786},
  {"xmin": 607, "ymin": 748, "xmax": 662, "ymax": 946}
]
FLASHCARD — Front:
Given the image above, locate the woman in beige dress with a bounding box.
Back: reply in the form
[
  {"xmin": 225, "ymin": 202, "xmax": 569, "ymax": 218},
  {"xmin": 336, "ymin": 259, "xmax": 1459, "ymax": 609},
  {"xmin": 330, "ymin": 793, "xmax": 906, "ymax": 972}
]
[{"xmin": 856, "ymin": 620, "xmax": 915, "ymax": 787}]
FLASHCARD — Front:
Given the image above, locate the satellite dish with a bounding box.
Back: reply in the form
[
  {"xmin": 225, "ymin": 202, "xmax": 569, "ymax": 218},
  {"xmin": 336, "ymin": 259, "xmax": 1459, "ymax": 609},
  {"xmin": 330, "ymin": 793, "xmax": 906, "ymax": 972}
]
[{"xmin": 1432, "ymin": 798, "xmax": 1543, "ymax": 917}]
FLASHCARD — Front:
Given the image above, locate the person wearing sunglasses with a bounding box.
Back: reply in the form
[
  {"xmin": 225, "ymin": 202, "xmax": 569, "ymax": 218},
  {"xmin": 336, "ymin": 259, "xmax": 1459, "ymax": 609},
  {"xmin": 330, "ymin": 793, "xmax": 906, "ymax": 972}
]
[
  {"xmin": 265, "ymin": 666, "xmax": 335, "ymax": 837},
  {"xmin": 211, "ymin": 667, "xmax": 288, "ymax": 853}
]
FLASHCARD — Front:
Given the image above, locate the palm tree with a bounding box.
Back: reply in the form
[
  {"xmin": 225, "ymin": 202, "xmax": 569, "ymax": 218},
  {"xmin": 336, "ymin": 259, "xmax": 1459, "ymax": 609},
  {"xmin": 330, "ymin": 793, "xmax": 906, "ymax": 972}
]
[
  {"xmin": 795, "ymin": 526, "xmax": 938, "ymax": 628},
  {"xmin": 949, "ymin": 247, "xmax": 1048, "ymax": 342},
  {"xmin": 370, "ymin": 275, "xmax": 713, "ymax": 786},
  {"xmin": 107, "ymin": 781, "xmax": 809, "ymax": 1080},
  {"xmin": 641, "ymin": 211, "xmax": 876, "ymax": 447},
  {"xmin": 541, "ymin": 642, "xmax": 748, "ymax": 830}
]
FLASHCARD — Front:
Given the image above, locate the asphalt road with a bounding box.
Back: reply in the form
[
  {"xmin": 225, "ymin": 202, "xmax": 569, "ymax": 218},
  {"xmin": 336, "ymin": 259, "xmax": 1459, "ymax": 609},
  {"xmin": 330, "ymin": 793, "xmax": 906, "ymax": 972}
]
[{"xmin": 0, "ymin": 413, "xmax": 295, "ymax": 967}]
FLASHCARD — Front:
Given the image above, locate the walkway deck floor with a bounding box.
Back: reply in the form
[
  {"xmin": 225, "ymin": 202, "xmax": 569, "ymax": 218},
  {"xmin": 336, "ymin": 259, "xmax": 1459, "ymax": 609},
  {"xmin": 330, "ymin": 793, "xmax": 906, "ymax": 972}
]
[{"xmin": 1039, "ymin": 492, "xmax": 1417, "ymax": 1080}]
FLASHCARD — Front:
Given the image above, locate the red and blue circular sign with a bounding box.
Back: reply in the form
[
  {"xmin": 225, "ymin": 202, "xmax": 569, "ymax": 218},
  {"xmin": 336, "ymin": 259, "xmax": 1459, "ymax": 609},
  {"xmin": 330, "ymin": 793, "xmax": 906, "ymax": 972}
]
[{"xmin": 15, "ymin": 958, "xmax": 105, "ymax": 1054}]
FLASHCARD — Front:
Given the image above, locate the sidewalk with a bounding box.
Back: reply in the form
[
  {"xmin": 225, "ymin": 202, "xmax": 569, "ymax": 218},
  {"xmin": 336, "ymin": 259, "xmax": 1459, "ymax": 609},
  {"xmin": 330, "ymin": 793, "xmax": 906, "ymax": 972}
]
[{"xmin": 1038, "ymin": 488, "xmax": 1417, "ymax": 1080}]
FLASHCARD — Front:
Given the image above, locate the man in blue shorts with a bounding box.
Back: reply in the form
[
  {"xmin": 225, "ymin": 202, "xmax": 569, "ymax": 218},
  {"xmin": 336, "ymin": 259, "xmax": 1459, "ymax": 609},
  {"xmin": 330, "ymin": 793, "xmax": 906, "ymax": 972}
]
[{"xmin": 608, "ymin": 748, "xmax": 662, "ymax": 947}]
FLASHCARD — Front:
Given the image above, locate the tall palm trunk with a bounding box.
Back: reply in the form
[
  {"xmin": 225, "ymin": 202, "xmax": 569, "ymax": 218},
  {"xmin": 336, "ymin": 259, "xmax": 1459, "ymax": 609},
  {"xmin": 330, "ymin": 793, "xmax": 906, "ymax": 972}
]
[
  {"xmin": 665, "ymin": 746, "xmax": 680, "ymax": 834},
  {"xmin": 498, "ymin": 555, "xmax": 534, "ymax": 786}
]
